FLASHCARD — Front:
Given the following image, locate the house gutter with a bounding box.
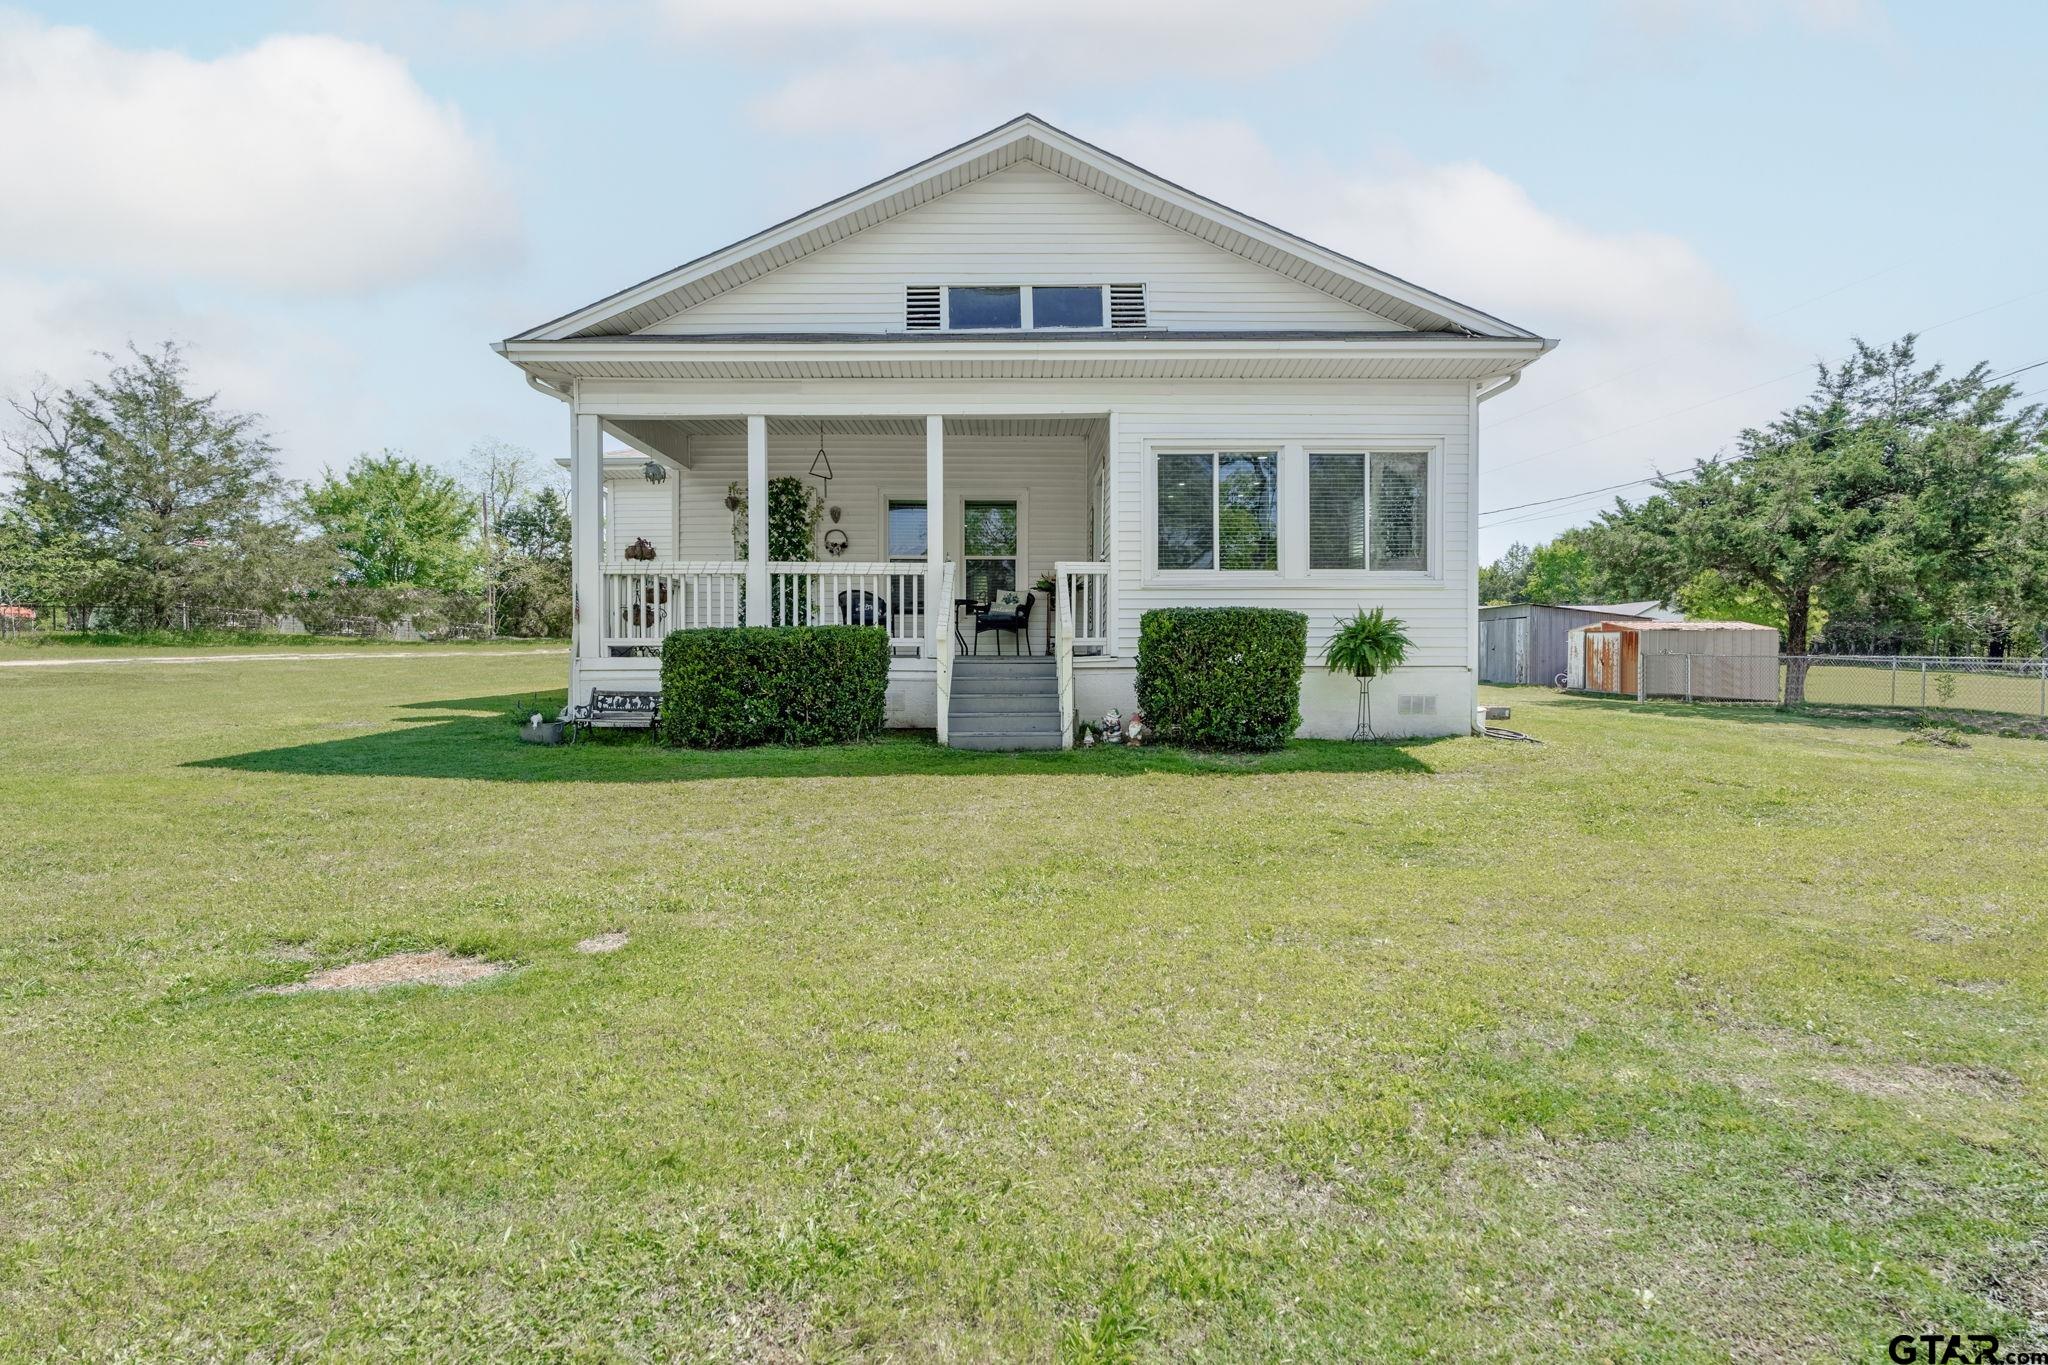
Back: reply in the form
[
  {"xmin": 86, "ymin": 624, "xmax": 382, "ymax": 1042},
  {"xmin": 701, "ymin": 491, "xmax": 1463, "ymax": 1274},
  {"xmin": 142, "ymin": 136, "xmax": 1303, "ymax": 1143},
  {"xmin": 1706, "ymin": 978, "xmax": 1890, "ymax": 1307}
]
[{"xmin": 1476, "ymin": 371, "xmax": 1523, "ymax": 402}]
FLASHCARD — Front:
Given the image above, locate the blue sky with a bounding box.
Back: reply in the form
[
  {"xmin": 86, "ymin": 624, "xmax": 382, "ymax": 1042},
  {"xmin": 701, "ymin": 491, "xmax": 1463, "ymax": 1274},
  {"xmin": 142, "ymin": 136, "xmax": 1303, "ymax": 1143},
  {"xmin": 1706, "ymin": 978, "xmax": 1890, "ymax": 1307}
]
[{"xmin": 6, "ymin": 1, "xmax": 2043, "ymax": 558}]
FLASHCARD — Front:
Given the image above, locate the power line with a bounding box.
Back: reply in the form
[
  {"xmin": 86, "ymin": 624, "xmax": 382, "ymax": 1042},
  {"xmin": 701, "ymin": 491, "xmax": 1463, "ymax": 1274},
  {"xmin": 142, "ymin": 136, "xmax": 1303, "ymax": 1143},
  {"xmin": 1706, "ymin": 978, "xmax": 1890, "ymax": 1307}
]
[
  {"xmin": 1479, "ymin": 282, "xmax": 2048, "ymax": 480},
  {"xmin": 1476, "ymin": 368, "xmax": 2048, "ymax": 533}
]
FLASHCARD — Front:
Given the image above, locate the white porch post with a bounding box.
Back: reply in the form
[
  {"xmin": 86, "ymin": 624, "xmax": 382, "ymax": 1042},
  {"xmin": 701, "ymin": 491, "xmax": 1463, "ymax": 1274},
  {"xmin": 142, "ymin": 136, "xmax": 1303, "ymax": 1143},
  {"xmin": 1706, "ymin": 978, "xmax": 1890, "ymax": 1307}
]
[
  {"xmin": 571, "ymin": 410, "xmax": 604, "ymax": 671},
  {"xmin": 925, "ymin": 415, "xmax": 945, "ymax": 656},
  {"xmin": 744, "ymin": 414, "xmax": 769, "ymax": 625}
]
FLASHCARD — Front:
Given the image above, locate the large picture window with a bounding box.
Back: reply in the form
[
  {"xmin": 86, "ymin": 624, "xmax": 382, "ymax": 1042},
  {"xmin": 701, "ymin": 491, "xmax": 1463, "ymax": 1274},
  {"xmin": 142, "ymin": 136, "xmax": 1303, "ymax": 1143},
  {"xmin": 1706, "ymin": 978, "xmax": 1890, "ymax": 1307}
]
[{"xmin": 1155, "ymin": 451, "xmax": 1278, "ymax": 572}]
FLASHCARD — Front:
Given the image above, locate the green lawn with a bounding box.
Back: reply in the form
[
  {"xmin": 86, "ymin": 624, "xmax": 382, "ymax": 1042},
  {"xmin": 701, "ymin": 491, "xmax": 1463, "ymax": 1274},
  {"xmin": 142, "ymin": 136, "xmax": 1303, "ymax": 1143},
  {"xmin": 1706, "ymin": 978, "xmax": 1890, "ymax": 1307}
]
[
  {"xmin": 0, "ymin": 630, "xmax": 567, "ymax": 659},
  {"xmin": 2, "ymin": 656, "xmax": 2043, "ymax": 1360}
]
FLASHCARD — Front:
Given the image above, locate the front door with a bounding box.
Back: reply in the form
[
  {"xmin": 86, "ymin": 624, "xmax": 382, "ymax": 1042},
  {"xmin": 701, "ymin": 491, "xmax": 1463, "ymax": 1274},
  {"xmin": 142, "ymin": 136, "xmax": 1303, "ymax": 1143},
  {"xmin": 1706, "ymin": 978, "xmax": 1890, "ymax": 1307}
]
[{"xmin": 961, "ymin": 499, "xmax": 1021, "ymax": 653}]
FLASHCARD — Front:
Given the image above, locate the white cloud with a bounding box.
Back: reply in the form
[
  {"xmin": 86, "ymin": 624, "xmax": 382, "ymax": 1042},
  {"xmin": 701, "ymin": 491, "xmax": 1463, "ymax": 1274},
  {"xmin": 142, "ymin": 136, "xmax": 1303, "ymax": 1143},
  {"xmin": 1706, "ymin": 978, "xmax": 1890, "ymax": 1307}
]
[
  {"xmin": 1086, "ymin": 119, "xmax": 1813, "ymax": 552},
  {"xmin": 656, "ymin": 0, "xmax": 1371, "ymax": 132},
  {"xmin": 0, "ymin": 15, "xmax": 518, "ymax": 293},
  {"xmin": 0, "ymin": 271, "xmax": 395, "ymax": 491}
]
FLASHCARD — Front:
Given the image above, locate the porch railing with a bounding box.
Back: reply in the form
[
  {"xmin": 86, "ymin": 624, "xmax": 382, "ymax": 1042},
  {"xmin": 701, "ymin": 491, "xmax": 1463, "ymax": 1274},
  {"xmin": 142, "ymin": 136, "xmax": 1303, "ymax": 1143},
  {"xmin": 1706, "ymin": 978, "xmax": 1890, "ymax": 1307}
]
[
  {"xmin": 603, "ymin": 562, "xmax": 745, "ymax": 649},
  {"xmin": 601, "ymin": 560, "xmax": 929, "ymax": 654},
  {"xmin": 767, "ymin": 562, "xmax": 928, "ymax": 654},
  {"xmin": 1056, "ymin": 561, "xmax": 1111, "ymax": 655}
]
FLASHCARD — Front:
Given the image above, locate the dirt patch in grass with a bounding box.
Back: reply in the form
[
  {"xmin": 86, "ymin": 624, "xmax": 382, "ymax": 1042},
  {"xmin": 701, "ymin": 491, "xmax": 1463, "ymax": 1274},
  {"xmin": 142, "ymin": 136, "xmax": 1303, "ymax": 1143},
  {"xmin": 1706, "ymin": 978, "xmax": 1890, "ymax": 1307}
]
[
  {"xmin": 576, "ymin": 931, "xmax": 629, "ymax": 954},
  {"xmin": 1821, "ymin": 1062, "xmax": 2020, "ymax": 1101},
  {"xmin": 264, "ymin": 949, "xmax": 506, "ymax": 994}
]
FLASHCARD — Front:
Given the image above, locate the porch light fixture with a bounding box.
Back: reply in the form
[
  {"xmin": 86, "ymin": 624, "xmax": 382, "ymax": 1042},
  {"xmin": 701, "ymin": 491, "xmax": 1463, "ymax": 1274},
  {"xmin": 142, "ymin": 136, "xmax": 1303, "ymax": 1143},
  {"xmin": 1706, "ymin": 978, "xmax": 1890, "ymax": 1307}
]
[{"xmin": 641, "ymin": 459, "xmax": 667, "ymax": 485}]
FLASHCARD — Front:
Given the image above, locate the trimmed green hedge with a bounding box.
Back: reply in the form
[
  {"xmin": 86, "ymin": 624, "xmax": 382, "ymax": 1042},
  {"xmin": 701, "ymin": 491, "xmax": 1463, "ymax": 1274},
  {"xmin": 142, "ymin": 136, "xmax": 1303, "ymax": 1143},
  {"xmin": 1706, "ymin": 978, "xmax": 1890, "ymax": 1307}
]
[
  {"xmin": 660, "ymin": 625, "xmax": 889, "ymax": 748},
  {"xmin": 1135, "ymin": 607, "xmax": 1308, "ymax": 750}
]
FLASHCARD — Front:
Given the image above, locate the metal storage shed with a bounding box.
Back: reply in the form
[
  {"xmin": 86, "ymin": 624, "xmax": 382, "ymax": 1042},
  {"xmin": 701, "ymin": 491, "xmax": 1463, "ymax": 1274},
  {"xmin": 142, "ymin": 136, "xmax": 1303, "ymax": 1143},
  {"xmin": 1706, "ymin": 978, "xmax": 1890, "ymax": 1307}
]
[
  {"xmin": 1566, "ymin": 620, "xmax": 1780, "ymax": 702},
  {"xmin": 1479, "ymin": 604, "xmax": 1653, "ymax": 686}
]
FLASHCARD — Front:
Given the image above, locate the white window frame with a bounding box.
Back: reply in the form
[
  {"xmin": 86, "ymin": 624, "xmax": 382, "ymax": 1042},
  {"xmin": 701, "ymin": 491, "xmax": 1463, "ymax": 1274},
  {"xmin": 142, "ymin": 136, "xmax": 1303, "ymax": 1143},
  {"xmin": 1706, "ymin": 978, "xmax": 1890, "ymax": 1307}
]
[
  {"xmin": 1142, "ymin": 438, "xmax": 1443, "ymax": 586},
  {"xmin": 1300, "ymin": 440, "xmax": 1445, "ymax": 585},
  {"xmin": 1144, "ymin": 445, "xmax": 1284, "ymax": 583},
  {"xmin": 938, "ymin": 284, "xmax": 1112, "ymax": 332},
  {"xmin": 955, "ymin": 493, "xmax": 1027, "ymax": 602}
]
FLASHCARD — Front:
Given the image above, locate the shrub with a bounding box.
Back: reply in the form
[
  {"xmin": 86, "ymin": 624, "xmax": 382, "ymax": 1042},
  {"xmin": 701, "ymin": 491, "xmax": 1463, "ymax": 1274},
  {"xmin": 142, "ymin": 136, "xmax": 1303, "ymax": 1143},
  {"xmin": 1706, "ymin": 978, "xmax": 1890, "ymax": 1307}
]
[
  {"xmin": 660, "ymin": 625, "xmax": 888, "ymax": 748},
  {"xmin": 1136, "ymin": 607, "xmax": 1307, "ymax": 750}
]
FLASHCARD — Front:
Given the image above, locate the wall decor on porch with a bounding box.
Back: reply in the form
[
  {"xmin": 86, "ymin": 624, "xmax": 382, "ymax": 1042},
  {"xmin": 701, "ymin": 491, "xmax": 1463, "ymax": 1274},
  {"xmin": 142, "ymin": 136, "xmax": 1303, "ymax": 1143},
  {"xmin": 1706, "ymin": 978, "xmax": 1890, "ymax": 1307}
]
[{"xmin": 808, "ymin": 421, "xmax": 834, "ymax": 498}]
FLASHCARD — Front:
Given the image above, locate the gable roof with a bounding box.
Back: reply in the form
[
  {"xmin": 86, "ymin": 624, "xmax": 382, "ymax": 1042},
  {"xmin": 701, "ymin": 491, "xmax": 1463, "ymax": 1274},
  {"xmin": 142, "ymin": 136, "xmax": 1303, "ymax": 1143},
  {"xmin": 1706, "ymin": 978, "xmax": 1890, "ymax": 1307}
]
[{"xmin": 509, "ymin": 114, "xmax": 1542, "ymax": 344}]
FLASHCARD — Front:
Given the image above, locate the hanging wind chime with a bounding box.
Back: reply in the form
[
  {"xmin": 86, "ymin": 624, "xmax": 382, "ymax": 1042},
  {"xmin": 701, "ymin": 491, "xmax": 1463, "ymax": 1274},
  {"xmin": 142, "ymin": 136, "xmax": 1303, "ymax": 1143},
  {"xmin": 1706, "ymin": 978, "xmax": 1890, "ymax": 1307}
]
[{"xmin": 811, "ymin": 421, "xmax": 849, "ymax": 555}]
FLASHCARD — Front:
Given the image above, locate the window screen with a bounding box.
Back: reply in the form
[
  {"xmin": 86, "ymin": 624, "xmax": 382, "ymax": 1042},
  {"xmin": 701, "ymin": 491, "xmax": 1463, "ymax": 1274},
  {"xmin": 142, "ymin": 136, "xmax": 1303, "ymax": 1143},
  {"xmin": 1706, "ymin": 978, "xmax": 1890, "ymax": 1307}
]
[{"xmin": 1370, "ymin": 452, "xmax": 1429, "ymax": 571}]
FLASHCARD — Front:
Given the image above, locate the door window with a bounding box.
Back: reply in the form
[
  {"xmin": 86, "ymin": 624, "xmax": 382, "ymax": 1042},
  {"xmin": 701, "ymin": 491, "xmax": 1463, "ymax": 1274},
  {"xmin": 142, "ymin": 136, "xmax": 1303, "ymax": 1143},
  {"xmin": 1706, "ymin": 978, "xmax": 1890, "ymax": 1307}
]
[{"xmin": 962, "ymin": 500, "xmax": 1018, "ymax": 603}]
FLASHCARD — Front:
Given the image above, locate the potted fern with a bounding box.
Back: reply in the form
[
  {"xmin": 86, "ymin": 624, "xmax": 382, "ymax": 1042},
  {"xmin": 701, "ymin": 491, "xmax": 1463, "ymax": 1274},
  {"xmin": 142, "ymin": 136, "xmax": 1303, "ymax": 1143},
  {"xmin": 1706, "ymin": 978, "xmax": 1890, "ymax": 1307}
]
[{"xmin": 1322, "ymin": 607, "xmax": 1413, "ymax": 739}]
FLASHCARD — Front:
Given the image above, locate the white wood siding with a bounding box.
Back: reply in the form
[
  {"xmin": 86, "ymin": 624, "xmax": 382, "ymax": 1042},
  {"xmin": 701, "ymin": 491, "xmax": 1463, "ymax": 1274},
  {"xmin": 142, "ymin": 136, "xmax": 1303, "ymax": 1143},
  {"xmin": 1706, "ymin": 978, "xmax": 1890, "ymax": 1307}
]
[
  {"xmin": 604, "ymin": 471, "xmax": 679, "ymax": 559},
  {"xmin": 638, "ymin": 164, "xmax": 1409, "ymax": 336}
]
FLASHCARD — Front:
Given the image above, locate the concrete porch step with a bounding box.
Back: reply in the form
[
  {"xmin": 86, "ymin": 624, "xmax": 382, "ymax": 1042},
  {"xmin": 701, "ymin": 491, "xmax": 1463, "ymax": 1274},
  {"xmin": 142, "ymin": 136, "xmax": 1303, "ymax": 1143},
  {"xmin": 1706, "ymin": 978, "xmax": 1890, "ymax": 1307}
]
[
  {"xmin": 951, "ymin": 674, "xmax": 1058, "ymax": 697},
  {"xmin": 950, "ymin": 699, "xmax": 1064, "ymax": 720}
]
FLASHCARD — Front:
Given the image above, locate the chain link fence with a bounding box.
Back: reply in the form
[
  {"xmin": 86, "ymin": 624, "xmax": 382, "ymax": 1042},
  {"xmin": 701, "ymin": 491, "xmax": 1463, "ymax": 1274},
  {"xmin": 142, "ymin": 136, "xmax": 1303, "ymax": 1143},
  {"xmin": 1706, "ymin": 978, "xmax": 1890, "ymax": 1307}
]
[{"xmin": 1782, "ymin": 654, "xmax": 2048, "ymax": 720}]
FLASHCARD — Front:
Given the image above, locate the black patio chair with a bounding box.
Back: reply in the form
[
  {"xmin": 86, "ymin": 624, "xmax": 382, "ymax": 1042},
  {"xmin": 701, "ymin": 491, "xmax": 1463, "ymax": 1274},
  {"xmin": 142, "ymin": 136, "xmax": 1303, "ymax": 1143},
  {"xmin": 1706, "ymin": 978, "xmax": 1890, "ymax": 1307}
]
[
  {"xmin": 972, "ymin": 592, "xmax": 1033, "ymax": 656},
  {"xmin": 837, "ymin": 588, "xmax": 890, "ymax": 629}
]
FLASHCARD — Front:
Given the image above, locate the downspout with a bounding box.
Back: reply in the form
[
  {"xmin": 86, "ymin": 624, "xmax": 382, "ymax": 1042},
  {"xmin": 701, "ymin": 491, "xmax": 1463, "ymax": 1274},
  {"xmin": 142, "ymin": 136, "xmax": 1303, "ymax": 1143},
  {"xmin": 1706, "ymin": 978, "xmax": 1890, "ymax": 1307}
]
[
  {"xmin": 1476, "ymin": 371, "xmax": 1521, "ymax": 403},
  {"xmin": 526, "ymin": 372, "xmax": 573, "ymax": 403},
  {"xmin": 1469, "ymin": 369, "xmax": 1520, "ymax": 732}
]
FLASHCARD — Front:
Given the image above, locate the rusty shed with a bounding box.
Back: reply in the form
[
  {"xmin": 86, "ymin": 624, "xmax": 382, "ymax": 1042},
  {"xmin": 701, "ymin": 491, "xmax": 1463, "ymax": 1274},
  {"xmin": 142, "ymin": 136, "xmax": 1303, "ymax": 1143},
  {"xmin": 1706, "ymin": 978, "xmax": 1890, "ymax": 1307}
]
[
  {"xmin": 1479, "ymin": 603, "xmax": 1653, "ymax": 686},
  {"xmin": 1566, "ymin": 620, "xmax": 1780, "ymax": 702}
]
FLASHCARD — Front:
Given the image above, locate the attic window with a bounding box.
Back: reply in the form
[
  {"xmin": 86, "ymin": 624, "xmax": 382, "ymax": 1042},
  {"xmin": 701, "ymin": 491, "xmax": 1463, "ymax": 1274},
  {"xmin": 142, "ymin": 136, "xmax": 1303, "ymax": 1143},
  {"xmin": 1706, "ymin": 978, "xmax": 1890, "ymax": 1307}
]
[{"xmin": 907, "ymin": 285, "xmax": 1146, "ymax": 331}]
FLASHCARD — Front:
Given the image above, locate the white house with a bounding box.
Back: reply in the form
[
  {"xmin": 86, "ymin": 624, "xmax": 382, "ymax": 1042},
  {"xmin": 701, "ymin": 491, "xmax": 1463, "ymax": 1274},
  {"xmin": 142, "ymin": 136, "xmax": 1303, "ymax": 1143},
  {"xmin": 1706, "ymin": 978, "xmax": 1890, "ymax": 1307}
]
[{"xmin": 495, "ymin": 115, "xmax": 1554, "ymax": 746}]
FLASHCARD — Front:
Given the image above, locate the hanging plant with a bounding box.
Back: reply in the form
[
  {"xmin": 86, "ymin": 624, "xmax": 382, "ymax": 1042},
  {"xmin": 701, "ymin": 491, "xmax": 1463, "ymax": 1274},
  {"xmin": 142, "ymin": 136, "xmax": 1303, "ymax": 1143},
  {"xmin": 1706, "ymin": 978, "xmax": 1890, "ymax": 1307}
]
[
  {"xmin": 728, "ymin": 476, "xmax": 825, "ymax": 561},
  {"xmin": 1322, "ymin": 607, "xmax": 1413, "ymax": 739}
]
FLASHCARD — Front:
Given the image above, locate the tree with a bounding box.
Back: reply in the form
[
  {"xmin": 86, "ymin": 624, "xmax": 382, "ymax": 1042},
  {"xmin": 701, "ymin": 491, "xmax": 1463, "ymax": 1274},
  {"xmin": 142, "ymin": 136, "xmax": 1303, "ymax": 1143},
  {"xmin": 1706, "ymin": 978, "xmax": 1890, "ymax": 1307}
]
[
  {"xmin": 304, "ymin": 452, "xmax": 479, "ymax": 592},
  {"xmin": 493, "ymin": 487, "xmax": 571, "ymax": 637},
  {"xmin": 1593, "ymin": 336, "xmax": 2047, "ymax": 698},
  {"xmin": 3, "ymin": 342, "xmax": 291, "ymax": 627},
  {"xmin": 1522, "ymin": 528, "xmax": 1629, "ymax": 604},
  {"xmin": 500, "ymin": 487, "xmax": 569, "ymax": 563},
  {"xmin": 463, "ymin": 439, "xmax": 544, "ymax": 637},
  {"xmin": 1478, "ymin": 541, "xmax": 1533, "ymax": 604}
]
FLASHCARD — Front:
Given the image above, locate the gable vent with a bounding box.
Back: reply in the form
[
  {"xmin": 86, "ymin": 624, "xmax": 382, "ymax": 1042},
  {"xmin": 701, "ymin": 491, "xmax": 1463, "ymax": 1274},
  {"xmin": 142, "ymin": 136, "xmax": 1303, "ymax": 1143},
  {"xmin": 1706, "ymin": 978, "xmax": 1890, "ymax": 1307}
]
[
  {"xmin": 1108, "ymin": 283, "xmax": 1148, "ymax": 329},
  {"xmin": 905, "ymin": 284, "xmax": 942, "ymax": 330}
]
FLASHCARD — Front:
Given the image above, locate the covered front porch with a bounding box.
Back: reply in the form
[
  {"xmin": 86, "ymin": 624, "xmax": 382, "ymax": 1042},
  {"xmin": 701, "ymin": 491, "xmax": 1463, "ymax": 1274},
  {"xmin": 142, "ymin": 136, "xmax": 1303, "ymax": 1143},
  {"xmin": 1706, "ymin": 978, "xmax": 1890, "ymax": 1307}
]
[{"xmin": 567, "ymin": 412, "xmax": 1115, "ymax": 737}]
